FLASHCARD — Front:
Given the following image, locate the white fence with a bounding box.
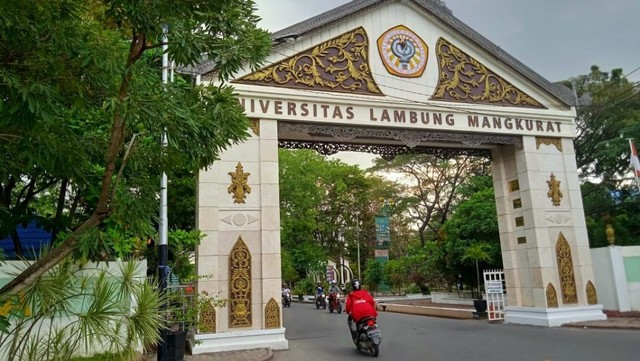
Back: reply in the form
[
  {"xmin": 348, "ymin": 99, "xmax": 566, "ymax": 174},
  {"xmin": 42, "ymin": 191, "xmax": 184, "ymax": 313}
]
[{"xmin": 483, "ymin": 269, "xmax": 505, "ymax": 321}]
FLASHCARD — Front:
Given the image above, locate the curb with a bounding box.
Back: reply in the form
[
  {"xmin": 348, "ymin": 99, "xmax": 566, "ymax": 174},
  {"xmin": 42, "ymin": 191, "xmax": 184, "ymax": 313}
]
[{"xmin": 378, "ymin": 302, "xmax": 474, "ymax": 319}]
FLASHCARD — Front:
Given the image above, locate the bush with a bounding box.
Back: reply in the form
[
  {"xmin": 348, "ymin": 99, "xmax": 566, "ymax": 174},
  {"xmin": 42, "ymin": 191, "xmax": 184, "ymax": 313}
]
[{"xmin": 405, "ymin": 283, "xmax": 422, "ymax": 294}]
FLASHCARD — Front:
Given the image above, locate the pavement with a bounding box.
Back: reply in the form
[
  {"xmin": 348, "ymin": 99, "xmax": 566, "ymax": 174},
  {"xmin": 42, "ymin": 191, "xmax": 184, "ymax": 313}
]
[{"xmin": 142, "ymin": 303, "xmax": 639, "ymax": 361}]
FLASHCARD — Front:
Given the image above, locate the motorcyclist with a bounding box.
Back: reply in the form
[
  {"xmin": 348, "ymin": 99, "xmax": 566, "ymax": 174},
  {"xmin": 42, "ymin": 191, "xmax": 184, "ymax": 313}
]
[
  {"xmin": 329, "ymin": 280, "xmax": 341, "ymax": 296},
  {"xmin": 316, "ymin": 282, "xmax": 324, "ymax": 296},
  {"xmin": 345, "ymin": 278, "xmax": 378, "ymax": 340},
  {"xmin": 282, "ymin": 284, "xmax": 291, "ymax": 299}
]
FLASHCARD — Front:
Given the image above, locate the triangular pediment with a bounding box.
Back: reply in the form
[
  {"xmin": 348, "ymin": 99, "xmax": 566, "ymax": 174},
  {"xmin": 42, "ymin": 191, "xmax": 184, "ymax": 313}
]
[{"xmin": 229, "ymin": 0, "xmax": 572, "ymax": 110}]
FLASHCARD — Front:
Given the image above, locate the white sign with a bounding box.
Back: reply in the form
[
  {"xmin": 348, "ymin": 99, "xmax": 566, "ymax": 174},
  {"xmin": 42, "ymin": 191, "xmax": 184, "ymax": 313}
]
[{"xmin": 486, "ymin": 280, "xmax": 503, "ymax": 294}]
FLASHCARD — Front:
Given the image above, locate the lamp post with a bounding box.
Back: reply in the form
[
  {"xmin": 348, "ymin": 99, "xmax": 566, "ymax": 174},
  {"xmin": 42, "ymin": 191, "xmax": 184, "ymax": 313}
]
[{"xmin": 157, "ymin": 24, "xmax": 169, "ymax": 361}]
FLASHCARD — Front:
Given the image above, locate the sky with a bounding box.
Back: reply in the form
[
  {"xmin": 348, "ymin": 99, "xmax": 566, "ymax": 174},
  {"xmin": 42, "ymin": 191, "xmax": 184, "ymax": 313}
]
[{"xmin": 253, "ymin": 0, "xmax": 640, "ymax": 167}]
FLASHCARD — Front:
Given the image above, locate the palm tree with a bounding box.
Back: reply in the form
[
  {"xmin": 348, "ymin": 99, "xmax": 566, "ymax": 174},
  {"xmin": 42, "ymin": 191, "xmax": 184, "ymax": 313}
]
[
  {"xmin": 460, "ymin": 241, "xmax": 493, "ymax": 299},
  {"xmin": 0, "ymin": 259, "xmax": 163, "ymax": 361}
]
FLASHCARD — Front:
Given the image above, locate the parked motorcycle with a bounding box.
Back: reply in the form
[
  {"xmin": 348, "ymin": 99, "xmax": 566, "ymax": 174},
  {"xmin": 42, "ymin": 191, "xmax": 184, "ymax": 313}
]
[
  {"xmin": 328, "ymin": 292, "xmax": 343, "ymax": 314},
  {"xmin": 351, "ymin": 316, "xmax": 382, "ymax": 357},
  {"xmin": 315, "ymin": 292, "xmax": 327, "ymax": 309},
  {"xmin": 282, "ymin": 290, "xmax": 292, "ymax": 308}
]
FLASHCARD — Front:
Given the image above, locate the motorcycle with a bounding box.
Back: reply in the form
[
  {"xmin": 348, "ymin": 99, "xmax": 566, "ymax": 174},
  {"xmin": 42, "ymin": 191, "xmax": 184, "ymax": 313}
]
[
  {"xmin": 315, "ymin": 292, "xmax": 327, "ymax": 309},
  {"xmin": 328, "ymin": 292, "xmax": 343, "ymax": 314},
  {"xmin": 282, "ymin": 290, "xmax": 292, "ymax": 308},
  {"xmin": 351, "ymin": 316, "xmax": 382, "ymax": 357}
]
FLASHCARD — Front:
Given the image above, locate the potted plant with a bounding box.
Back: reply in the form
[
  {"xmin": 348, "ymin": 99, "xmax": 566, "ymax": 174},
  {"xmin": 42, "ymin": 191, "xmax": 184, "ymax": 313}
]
[
  {"xmin": 461, "ymin": 241, "xmax": 493, "ymax": 314},
  {"xmin": 165, "ymin": 284, "xmax": 226, "ymax": 360}
]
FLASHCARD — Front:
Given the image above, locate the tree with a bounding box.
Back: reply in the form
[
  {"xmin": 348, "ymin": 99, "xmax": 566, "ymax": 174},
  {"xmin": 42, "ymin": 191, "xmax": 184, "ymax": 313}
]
[
  {"xmin": 440, "ymin": 176, "xmax": 501, "ymax": 292},
  {"xmin": 460, "ymin": 242, "xmax": 493, "ymax": 300},
  {"xmin": 562, "ymin": 66, "xmax": 640, "ymax": 246},
  {"xmin": 0, "ymin": 0, "xmax": 271, "ymax": 296},
  {"xmin": 369, "ymin": 153, "xmax": 491, "ymax": 246}
]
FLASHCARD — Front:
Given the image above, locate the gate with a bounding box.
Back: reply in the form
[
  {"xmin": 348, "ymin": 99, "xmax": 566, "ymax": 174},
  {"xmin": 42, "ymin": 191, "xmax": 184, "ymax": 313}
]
[{"xmin": 483, "ymin": 269, "xmax": 505, "ymax": 321}]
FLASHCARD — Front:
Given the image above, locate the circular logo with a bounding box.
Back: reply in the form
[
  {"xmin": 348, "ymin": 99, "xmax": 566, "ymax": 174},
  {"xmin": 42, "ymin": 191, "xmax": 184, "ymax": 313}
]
[{"xmin": 377, "ymin": 25, "xmax": 428, "ymax": 78}]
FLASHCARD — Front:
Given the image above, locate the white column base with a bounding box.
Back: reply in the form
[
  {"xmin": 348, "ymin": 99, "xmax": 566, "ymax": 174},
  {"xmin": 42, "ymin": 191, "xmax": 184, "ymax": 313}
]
[
  {"xmin": 189, "ymin": 328, "xmax": 289, "ymax": 354},
  {"xmin": 504, "ymin": 305, "xmax": 607, "ymax": 327}
]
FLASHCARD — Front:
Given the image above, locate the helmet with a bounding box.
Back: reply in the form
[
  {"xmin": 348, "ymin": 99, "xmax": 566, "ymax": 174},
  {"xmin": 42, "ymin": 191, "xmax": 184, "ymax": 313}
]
[
  {"xmin": 317, "ymin": 282, "xmax": 322, "ymax": 286},
  {"xmin": 331, "ymin": 280, "xmax": 337, "ymax": 285},
  {"xmin": 351, "ymin": 278, "xmax": 361, "ymax": 291}
]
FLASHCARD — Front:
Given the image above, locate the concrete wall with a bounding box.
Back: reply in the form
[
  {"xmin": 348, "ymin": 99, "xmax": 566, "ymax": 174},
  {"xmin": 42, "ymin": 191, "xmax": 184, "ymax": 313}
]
[{"xmin": 591, "ymin": 245, "xmax": 640, "ymax": 312}]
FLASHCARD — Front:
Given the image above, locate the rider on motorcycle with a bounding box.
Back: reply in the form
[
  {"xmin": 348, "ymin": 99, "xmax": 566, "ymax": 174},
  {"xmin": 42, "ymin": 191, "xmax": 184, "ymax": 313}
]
[
  {"xmin": 282, "ymin": 283, "xmax": 291, "ymax": 296},
  {"xmin": 345, "ymin": 278, "xmax": 378, "ymax": 341},
  {"xmin": 329, "ymin": 280, "xmax": 342, "ymax": 296}
]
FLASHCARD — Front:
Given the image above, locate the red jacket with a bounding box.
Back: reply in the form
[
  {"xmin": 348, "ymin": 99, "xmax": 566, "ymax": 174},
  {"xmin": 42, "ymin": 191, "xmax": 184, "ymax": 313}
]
[{"xmin": 345, "ymin": 289, "xmax": 378, "ymax": 323}]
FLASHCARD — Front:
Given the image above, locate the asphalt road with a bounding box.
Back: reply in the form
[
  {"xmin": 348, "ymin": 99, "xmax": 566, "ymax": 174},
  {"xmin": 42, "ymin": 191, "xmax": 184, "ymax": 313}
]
[{"xmin": 273, "ymin": 301, "xmax": 640, "ymax": 361}]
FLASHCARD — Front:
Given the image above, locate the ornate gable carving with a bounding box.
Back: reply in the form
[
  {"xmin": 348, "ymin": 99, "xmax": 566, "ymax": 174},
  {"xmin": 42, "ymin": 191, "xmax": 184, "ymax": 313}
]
[
  {"xmin": 432, "ymin": 37, "xmax": 545, "ymax": 108},
  {"xmin": 234, "ymin": 27, "xmax": 382, "ymax": 95}
]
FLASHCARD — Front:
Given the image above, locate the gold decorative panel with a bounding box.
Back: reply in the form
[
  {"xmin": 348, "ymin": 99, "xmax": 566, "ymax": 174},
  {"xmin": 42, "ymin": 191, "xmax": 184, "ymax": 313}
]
[
  {"xmin": 229, "ymin": 237, "xmax": 252, "ymax": 328},
  {"xmin": 234, "ymin": 27, "xmax": 382, "ymax": 95},
  {"xmin": 586, "ymin": 281, "xmax": 598, "ymax": 305},
  {"xmin": 249, "ymin": 118, "xmax": 260, "ymax": 137},
  {"xmin": 556, "ymin": 233, "xmax": 578, "ymax": 304},
  {"xmin": 377, "ymin": 25, "xmax": 428, "ymax": 78},
  {"xmin": 515, "ymin": 216, "xmax": 524, "ymax": 227},
  {"xmin": 546, "ymin": 173, "xmax": 563, "ymax": 207},
  {"xmin": 536, "ymin": 137, "xmax": 562, "ymax": 152},
  {"xmin": 265, "ymin": 298, "xmax": 280, "ymax": 329},
  {"xmin": 199, "ymin": 302, "xmax": 216, "ymax": 334},
  {"xmin": 546, "ymin": 283, "xmax": 558, "ymax": 308},
  {"xmin": 228, "ymin": 162, "xmax": 251, "ymax": 204},
  {"xmin": 432, "ymin": 37, "xmax": 545, "ymax": 108},
  {"xmin": 512, "ymin": 198, "xmax": 522, "ymax": 209},
  {"xmin": 509, "ymin": 180, "xmax": 520, "ymax": 192}
]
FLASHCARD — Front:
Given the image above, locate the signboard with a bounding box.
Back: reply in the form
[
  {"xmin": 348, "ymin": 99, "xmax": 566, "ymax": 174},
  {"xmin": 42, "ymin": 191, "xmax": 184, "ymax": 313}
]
[
  {"xmin": 326, "ymin": 265, "xmax": 335, "ymax": 282},
  {"xmin": 486, "ymin": 280, "xmax": 503, "ymax": 294}
]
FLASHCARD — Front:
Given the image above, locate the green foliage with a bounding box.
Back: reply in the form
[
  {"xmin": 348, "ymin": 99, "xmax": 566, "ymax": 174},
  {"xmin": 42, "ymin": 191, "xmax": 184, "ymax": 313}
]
[
  {"xmin": 364, "ymin": 259, "xmax": 385, "ymax": 293},
  {"xmin": 279, "ymin": 149, "xmax": 398, "ymax": 283},
  {"xmin": 562, "ymin": 66, "xmax": 640, "ymax": 246},
  {"xmin": 292, "ymin": 277, "xmax": 316, "ymax": 296},
  {"xmin": 0, "ymin": 0, "xmax": 271, "ymax": 292},
  {"xmin": 0, "ymin": 259, "xmax": 162, "ymax": 361}
]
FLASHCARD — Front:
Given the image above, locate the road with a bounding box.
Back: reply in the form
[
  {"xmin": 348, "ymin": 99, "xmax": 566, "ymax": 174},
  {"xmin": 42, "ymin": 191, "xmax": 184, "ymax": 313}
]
[{"xmin": 273, "ymin": 301, "xmax": 640, "ymax": 361}]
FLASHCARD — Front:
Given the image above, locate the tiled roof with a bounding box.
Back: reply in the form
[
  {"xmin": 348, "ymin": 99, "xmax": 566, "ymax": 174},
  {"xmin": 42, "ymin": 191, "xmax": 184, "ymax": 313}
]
[{"xmin": 182, "ymin": 0, "xmax": 574, "ymax": 106}]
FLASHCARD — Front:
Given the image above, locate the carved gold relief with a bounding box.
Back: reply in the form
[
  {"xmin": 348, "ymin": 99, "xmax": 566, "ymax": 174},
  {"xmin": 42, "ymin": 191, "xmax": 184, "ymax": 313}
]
[
  {"xmin": 556, "ymin": 233, "xmax": 578, "ymax": 304},
  {"xmin": 512, "ymin": 198, "xmax": 522, "ymax": 209},
  {"xmin": 229, "ymin": 237, "xmax": 252, "ymax": 328},
  {"xmin": 509, "ymin": 180, "xmax": 520, "ymax": 192},
  {"xmin": 586, "ymin": 281, "xmax": 598, "ymax": 305},
  {"xmin": 234, "ymin": 27, "xmax": 382, "ymax": 95},
  {"xmin": 546, "ymin": 173, "xmax": 563, "ymax": 206},
  {"xmin": 515, "ymin": 216, "xmax": 524, "ymax": 227},
  {"xmin": 199, "ymin": 302, "xmax": 216, "ymax": 334},
  {"xmin": 536, "ymin": 137, "xmax": 562, "ymax": 152},
  {"xmin": 249, "ymin": 119, "xmax": 260, "ymax": 137},
  {"xmin": 228, "ymin": 162, "xmax": 251, "ymax": 204},
  {"xmin": 265, "ymin": 298, "xmax": 280, "ymax": 329},
  {"xmin": 546, "ymin": 283, "xmax": 558, "ymax": 308},
  {"xmin": 432, "ymin": 37, "xmax": 545, "ymax": 108}
]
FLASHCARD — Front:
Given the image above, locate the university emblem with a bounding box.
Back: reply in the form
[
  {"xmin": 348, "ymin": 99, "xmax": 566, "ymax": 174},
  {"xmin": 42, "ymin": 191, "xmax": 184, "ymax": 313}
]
[{"xmin": 377, "ymin": 25, "xmax": 428, "ymax": 78}]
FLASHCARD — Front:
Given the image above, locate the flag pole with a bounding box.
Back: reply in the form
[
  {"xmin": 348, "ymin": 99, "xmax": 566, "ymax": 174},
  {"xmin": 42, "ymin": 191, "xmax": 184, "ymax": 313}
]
[{"xmin": 628, "ymin": 138, "xmax": 640, "ymax": 194}]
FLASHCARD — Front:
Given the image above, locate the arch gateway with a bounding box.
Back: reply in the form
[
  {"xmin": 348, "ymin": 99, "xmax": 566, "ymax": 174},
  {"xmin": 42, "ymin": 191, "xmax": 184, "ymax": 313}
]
[{"xmin": 186, "ymin": 0, "xmax": 606, "ymax": 353}]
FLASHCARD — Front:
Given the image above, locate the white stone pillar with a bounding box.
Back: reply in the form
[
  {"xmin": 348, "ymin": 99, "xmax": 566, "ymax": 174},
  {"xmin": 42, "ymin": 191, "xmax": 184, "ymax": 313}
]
[
  {"xmin": 492, "ymin": 136, "xmax": 606, "ymax": 327},
  {"xmin": 192, "ymin": 119, "xmax": 288, "ymax": 353}
]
